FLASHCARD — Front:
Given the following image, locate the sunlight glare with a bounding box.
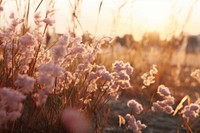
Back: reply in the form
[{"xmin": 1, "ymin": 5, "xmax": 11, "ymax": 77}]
[{"xmin": 133, "ymin": 0, "xmax": 172, "ymax": 32}]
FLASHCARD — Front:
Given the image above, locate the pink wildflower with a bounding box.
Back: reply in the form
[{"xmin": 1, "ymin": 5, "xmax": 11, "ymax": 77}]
[
  {"xmin": 127, "ymin": 99, "xmax": 143, "ymax": 114},
  {"xmin": 61, "ymin": 108, "xmax": 91, "ymax": 133},
  {"xmin": 14, "ymin": 74, "xmax": 35, "ymax": 94},
  {"xmin": 181, "ymin": 103, "xmax": 200, "ymax": 120},
  {"xmin": 43, "ymin": 18, "xmax": 54, "ymax": 26},
  {"xmin": 18, "ymin": 32, "xmax": 35, "ymax": 46},
  {"xmin": 9, "ymin": 12, "xmax": 15, "ymax": 19},
  {"xmin": 113, "ymin": 61, "xmax": 133, "ymax": 74},
  {"xmin": 52, "ymin": 45, "xmax": 66, "ymax": 59},
  {"xmin": 110, "ymin": 61, "xmax": 133, "ymax": 91},
  {"xmin": 38, "ymin": 73, "xmax": 55, "ymax": 87},
  {"xmin": 57, "ymin": 35, "xmax": 69, "ymax": 46},
  {"xmin": 126, "ymin": 114, "xmax": 147, "ymax": 133},
  {"xmin": 39, "ymin": 62, "xmax": 64, "ymax": 77},
  {"xmin": 0, "ymin": 6, "xmax": 3, "ymax": 11},
  {"xmin": 95, "ymin": 65, "xmax": 112, "ymax": 81},
  {"xmin": 152, "ymin": 101, "xmax": 174, "ymax": 114},
  {"xmin": 0, "ymin": 87, "xmax": 25, "ymax": 126},
  {"xmin": 157, "ymin": 85, "xmax": 171, "ymax": 97},
  {"xmin": 152, "ymin": 85, "xmax": 175, "ymax": 114}
]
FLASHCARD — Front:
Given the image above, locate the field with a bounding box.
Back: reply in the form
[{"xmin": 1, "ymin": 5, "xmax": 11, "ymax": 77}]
[{"xmin": 0, "ymin": 0, "xmax": 200, "ymax": 133}]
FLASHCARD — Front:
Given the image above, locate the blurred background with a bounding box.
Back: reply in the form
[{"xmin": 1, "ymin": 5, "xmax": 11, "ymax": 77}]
[{"xmin": 1, "ymin": 0, "xmax": 200, "ymax": 38}]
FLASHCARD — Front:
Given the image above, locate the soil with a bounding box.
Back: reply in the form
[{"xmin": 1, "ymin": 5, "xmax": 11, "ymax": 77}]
[{"xmin": 102, "ymin": 90, "xmax": 200, "ymax": 133}]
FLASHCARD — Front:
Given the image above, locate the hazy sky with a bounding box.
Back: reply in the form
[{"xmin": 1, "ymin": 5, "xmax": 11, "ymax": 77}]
[
  {"xmin": 1, "ymin": 0, "xmax": 200, "ymax": 40},
  {"xmin": 55, "ymin": 0, "xmax": 200, "ymax": 40}
]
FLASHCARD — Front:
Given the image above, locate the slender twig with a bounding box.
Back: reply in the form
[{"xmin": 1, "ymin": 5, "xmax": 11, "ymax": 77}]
[{"xmin": 34, "ymin": 0, "xmax": 44, "ymax": 13}]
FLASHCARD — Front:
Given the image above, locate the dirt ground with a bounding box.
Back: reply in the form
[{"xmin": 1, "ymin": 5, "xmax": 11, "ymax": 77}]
[{"xmin": 103, "ymin": 92, "xmax": 200, "ymax": 133}]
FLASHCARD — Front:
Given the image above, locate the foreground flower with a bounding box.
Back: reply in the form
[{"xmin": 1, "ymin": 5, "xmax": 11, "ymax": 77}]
[
  {"xmin": 126, "ymin": 114, "xmax": 147, "ymax": 133},
  {"xmin": 0, "ymin": 87, "xmax": 25, "ymax": 127},
  {"xmin": 127, "ymin": 99, "xmax": 143, "ymax": 114},
  {"xmin": 0, "ymin": 6, "xmax": 3, "ymax": 11},
  {"xmin": 181, "ymin": 103, "xmax": 200, "ymax": 120},
  {"xmin": 43, "ymin": 18, "xmax": 54, "ymax": 26},
  {"xmin": 152, "ymin": 85, "xmax": 175, "ymax": 114},
  {"xmin": 14, "ymin": 74, "xmax": 35, "ymax": 94},
  {"xmin": 157, "ymin": 84, "xmax": 171, "ymax": 97},
  {"xmin": 61, "ymin": 108, "xmax": 91, "ymax": 133},
  {"xmin": 18, "ymin": 32, "xmax": 35, "ymax": 46}
]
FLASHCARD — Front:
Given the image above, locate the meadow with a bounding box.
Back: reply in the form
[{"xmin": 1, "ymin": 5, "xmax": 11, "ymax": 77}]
[{"xmin": 0, "ymin": 0, "xmax": 200, "ymax": 133}]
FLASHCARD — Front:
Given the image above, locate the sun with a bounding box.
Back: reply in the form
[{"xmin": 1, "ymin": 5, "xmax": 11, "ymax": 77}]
[{"xmin": 132, "ymin": 0, "xmax": 172, "ymax": 32}]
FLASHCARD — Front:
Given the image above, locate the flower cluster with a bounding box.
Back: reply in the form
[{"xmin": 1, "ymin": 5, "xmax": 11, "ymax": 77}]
[
  {"xmin": 18, "ymin": 32, "xmax": 37, "ymax": 72},
  {"xmin": 0, "ymin": 12, "xmax": 24, "ymax": 68},
  {"xmin": 141, "ymin": 64, "xmax": 158, "ymax": 87},
  {"xmin": 14, "ymin": 74, "xmax": 35, "ymax": 94},
  {"xmin": 105, "ymin": 61, "xmax": 133, "ymax": 100},
  {"xmin": 43, "ymin": 18, "xmax": 54, "ymax": 26},
  {"xmin": 0, "ymin": 87, "xmax": 25, "ymax": 127},
  {"xmin": 0, "ymin": 6, "xmax": 3, "ymax": 11},
  {"xmin": 127, "ymin": 99, "xmax": 143, "ymax": 114},
  {"xmin": 126, "ymin": 99, "xmax": 146, "ymax": 133},
  {"xmin": 181, "ymin": 103, "xmax": 200, "ymax": 120},
  {"xmin": 61, "ymin": 108, "xmax": 91, "ymax": 133},
  {"xmin": 125, "ymin": 114, "xmax": 147, "ymax": 133},
  {"xmin": 19, "ymin": 32, "xmax": 35, "ymax": 47},
  {"xmin": 34, "ymin": 62, "xmax": 64, "ymax": 106},
  {"xmin": 152, "ymin": 85, "xmax": 175, "ymax": 114}
]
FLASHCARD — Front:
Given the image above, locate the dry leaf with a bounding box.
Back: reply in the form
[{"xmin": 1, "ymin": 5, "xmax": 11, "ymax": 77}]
[
  {"xmin": 173, "ymin": 95, "xmax": 190, "ymax": 116},
  {"xmin": 118, "ymin": 115, "xmax": 125, "ymax": 127}
]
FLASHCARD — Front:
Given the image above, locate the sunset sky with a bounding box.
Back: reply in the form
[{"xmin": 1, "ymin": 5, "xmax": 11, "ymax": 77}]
[
  {"xmin": 54, "ymin": 0, "xmax": 200, "ymax": 40},
  {"xmin": 1, "ymin": 0, "xmax": 200, "ymax": 40}
]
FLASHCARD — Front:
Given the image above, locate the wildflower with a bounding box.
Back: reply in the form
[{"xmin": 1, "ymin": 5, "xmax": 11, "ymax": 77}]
[
  {"xmin": 181, "ymin": 103, "xmax": 200, "ymax": 120},
  {"xmin": 57, "ymin": 35, "xmax": 69, "ymax": 46},
  {"xmin": 101, "ymin": 71, "xmax": 112, "ymax": 81},
  {"xmin": 0, "ymin": 87, "xmax": 25, "ymax": 126},
  {"xmin": 95, "ymin": 65, "xmax": 112, "ymax": 81},
  {"xmin": 157, "ymin": 85, "xmax": 171, "ymax": 97},
  {"xmin": 34, "ymin": 12, "xmax": 41, "ymax": 19},
  {"xmin": 61, "ymin": 108, "xmax": 91, "ymax": 133},
  {"xmin": 87, "ymin": 72, "xmax": 100, "ymax": 81},
  {"xmin": 127, "ymin": 99, "xmax": 143, "ymax": 114},
  {"xmin": 111, "ymin": 61, "xmax": 133, "ymax": 89},
  {"xmin": 9, "ymin": 12, "xmax": 15, "ymax": 19},
  {"xmin": 39, "ymin": 62, "xmax": 64, "ymax": 77},
  {"xmin": 43, "ymin": 18, "xmax": 54, "ymax": 26},
  {"xmin": 38, "ymin": 73, "xmax": 55, "ymax": 87},
  {"xmin": 141, "ymin": 64, "xmax": 158, "ymax": 87},
  {"xmin": 74, "ymin": 63, "xmax": 92, "ymax": 79},
  {"xmin": 14, "ymin": 74, "xmax": 35, "ymax": 94},
  {"xmin": 52, "ymin": 45, "xmax": 66, "ymax": 59},
  {"xmin": 113, "ymin": 61, "xmax": 134, "ymax": 74},
  {"xmin": 152, "ymin": 85, "xmax": 175, "ymax": 114},
  {"xmin": 125, "ymin": 114, "xmax": 147, "ymax": 133},
  {"xmin": 0, "ymin": 6, "xmax": 3, "ymax": 11},
  {"xmin": 118, "ymin": 71, "xmax": 130, "ymax": 80},
  {"xmin": 152, "ymin": 100, "xmax": 174, "ymax": 114},
  {"xmin": 34, "ymin": 12, "xmax": 43, "ymax": 26},
  {"xmin": 18, "ymin": 32, "xmax": 35, "ymax": 46}
]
